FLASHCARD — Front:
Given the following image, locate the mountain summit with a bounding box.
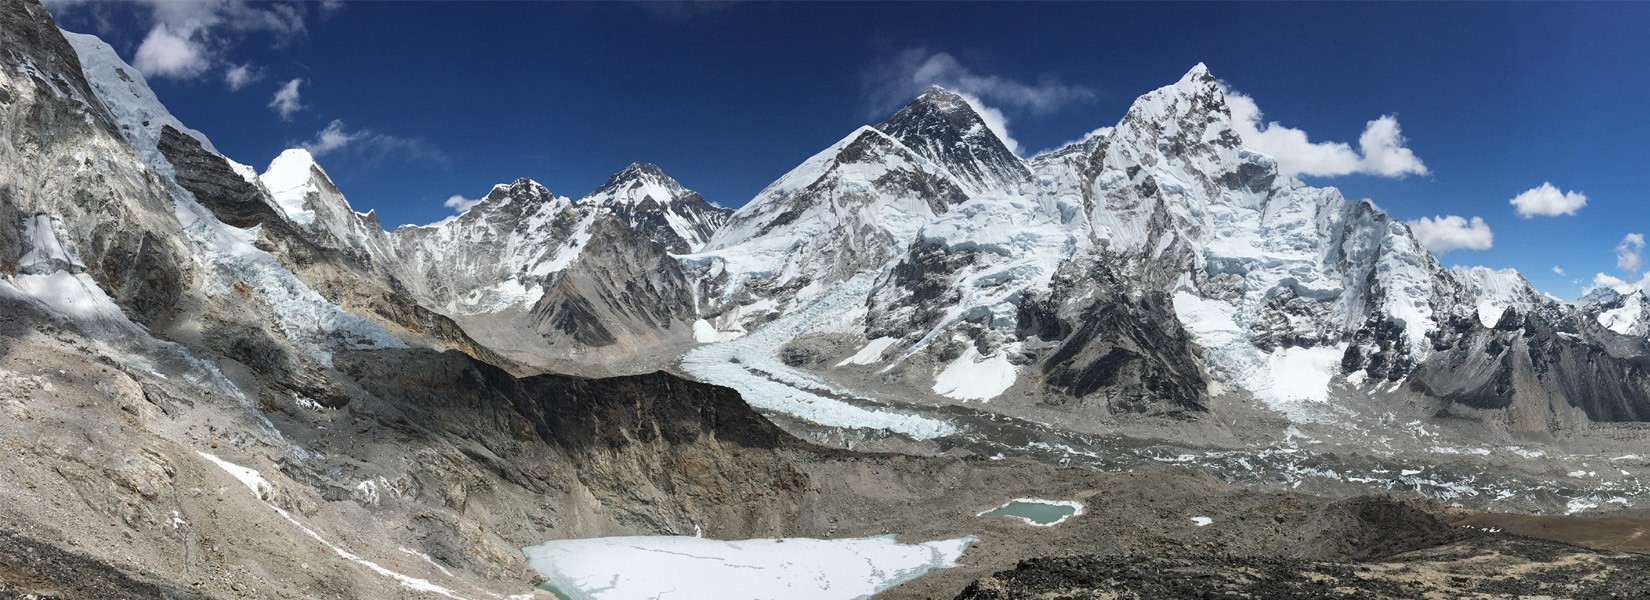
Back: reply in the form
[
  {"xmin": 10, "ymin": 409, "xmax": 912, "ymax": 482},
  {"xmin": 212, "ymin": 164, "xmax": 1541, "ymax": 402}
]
[
  {"xmin": 585, "ymin": 162, "xmax": 730, "ymax": 253},
  {"xmin": 876, "ymin": 86, "xmax": 1031, "ymax": 195}
]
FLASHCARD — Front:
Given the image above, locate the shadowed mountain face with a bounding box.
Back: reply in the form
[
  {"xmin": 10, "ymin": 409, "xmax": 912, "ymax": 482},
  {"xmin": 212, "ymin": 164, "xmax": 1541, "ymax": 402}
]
[{"xmin": 876, "ymin": 86, "xmax": 1031, "ymax": 195}]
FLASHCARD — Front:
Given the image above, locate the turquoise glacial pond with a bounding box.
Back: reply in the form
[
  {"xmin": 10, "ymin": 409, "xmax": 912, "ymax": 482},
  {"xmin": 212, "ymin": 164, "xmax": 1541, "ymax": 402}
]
[{"xmin": 977, "ymin": 499, "xmax": 1083, "ymax": 526}]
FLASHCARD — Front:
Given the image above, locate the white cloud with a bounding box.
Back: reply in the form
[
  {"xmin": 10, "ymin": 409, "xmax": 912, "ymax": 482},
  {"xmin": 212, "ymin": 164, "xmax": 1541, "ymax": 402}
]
[
  {"xmin": 1595, "ymin": 273, "xmax": 1631, "ymax": 290},
  {"xmin": 863, "ymin": 48, "xmax": 1095, "ymax": 156},
  {"xmin": 1224, "ymin": 89, "xmax": 1428, "ymax": 179},
  {"xmin": 1553, "ymin": 265, "xmax": 1566, "ymax": 276},
  {"xmin": 442, "ymin": 194, "xmax": 481, "ymax": 213},
  {"xmin": 1509, "ymin": 182, "xmax": 1587, "ymax": 218},
  {"xmin": 223, "ymin": 62, "xmax": 260, "ymax": 91},
  {"xmin": 133, "ymin": 25, "xmax": 210, "ymax": 79},
  {"xmin": 1406, "ymin": 215, "xmax": 1493, "ymax": 254},
  {"xmin": 953, "ymin": 92, "xmax": 1018, "ymax": 154},
  {"xmin": 269, "ymin": 78, "xmax": 304, "ymax": 120},
  {"xmin": 1617, "ymin": 233, "xmax": 1644, "ymax": 275},
  {"xmin": 300, "ymin": 120, "xmax": 364, "ymax": 156},
  {"xmin": 54, "ymin": 0, "xmax": 308, "ymax": 82},
  {"xmin": 297, "ymin": 120, "xmax": 446, "ymax": 165}
]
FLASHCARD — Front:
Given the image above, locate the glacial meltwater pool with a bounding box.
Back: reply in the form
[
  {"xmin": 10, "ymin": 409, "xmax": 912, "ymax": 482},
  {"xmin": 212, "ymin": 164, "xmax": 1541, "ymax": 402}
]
[
  {"xmin": 521, "ymin": 534, "xmax": 976, "ymax": 600},
  {"xmin": 976, "ymin": 498, "xmax": 1084, "ymax": 526}
]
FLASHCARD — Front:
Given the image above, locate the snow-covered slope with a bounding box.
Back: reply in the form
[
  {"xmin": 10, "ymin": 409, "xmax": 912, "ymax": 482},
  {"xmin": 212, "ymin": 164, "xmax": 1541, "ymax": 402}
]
[
  {"xmin": 260, "ymin": 148, "xmax": 402, "ymax": 268},
  {"xmin": 391, "ymin": 178, "xmax": 586, "ymax": 315},
  {"xmin": 687, "ymin": 126, "xmax": 971, "ymax": 338},
  {"xmin": 1449, "ymin": 266, "xmax": 1544, "ymax": 328}
]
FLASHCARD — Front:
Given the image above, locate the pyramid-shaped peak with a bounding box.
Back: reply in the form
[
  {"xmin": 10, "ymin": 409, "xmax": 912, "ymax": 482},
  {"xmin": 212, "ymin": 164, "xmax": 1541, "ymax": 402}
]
[
  {"xmin": 262, "ymin": 148, "xmax": 329, "ymax": 187},
  {"xmin": 604, "ymin": 161, "xmax": 680, "ymax": 187},
  {"xmin": 913, "ymin": 85, "xmax": 971, "ymax": 107},
  {"xmin": 1180, "ymin": 62, "xmax": 1213, "ymax": 83},
  {"xmin": 590, "ymin": 161, "xmax": 692, "ymax": 206},
  {"xmin": 876, "ymin": 87, "xmax": 1028, "ymax": 194},
  {"xmin": 494, "ymin": 177, "xmax": 553, "ymax": 200}
]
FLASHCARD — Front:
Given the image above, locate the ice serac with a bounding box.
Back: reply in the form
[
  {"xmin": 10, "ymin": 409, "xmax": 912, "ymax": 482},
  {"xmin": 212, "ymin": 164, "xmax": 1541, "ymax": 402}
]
[
  {"xmin": 876, "ymin": 85, "xmax": 1032, "ymax": 196},
  {"xmin": 586, "ymin": 162, "xmax": 731, "ymax": 253}
]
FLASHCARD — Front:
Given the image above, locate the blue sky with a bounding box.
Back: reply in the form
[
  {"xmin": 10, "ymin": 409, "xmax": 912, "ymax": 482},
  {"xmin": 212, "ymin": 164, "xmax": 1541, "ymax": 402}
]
[{"xmin": 45, "ymin": 1, "xmax": 1650, "ymax": 298}]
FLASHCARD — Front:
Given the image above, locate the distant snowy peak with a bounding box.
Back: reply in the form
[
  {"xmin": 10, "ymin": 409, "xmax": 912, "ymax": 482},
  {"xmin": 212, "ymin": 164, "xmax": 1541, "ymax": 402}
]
[
  {"xmin": 876, "ymin": 86, "xmax": 1031, "ymax": 196},
  {"xmin": 1109, "ymin": 63, "xmax": 1244, "ymax": 163},
  {"xmin": 588, "ymin": 162, "xmax": 691, "ymax": 207},
  {"xmin": 260, "ymin": 148, "xmax": 327, "ymax": 225},
  {"xmin": 710, "ymin": 125, "xmax": 966, "ymax": 252},
  {"xmin": 585, "ymin": 162, "xmax": 730, "ymax": 253},
  {"xmin": 1580, "ymin": 287, "xmax": 1650, "ymax": 337},
  {"xmin": 1450, "ymin": 266, "xmax": 1544, "ymax": 327}
]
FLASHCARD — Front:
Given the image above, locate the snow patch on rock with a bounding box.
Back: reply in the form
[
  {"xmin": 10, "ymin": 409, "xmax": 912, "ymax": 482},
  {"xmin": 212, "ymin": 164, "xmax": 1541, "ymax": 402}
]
[{"xmin": 932, "ymin": 345, "xmax": 1017, "ymax": 402}]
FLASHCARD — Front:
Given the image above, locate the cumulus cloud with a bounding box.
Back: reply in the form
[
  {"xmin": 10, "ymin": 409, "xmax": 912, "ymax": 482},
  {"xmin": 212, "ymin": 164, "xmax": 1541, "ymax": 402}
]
[
  {"xmin": 300, "ymin": 120, "xmax": 363, "ymax": 156},
  {"xmin": 1553, "ymin": 265, "xmax": 1566, "ymax": 276},
  {"xmin": 133, "ymin": 25, "xmax": 210, "ymax": 79},
  {"xmin": 863, "ymin": 48, "xmax": 1096, "ymax": 156},
  {"xmin": 223, "ymin": 62, "xmax": 260, "ymax": 91},
  {"xmin": 52, "ymin": 0, "xmax": 308, "ymax": 83},
  {"xmin": 1224, "ymin": 89, "xmax": 1428, "ymax": 179},
  {"xmin": 1617, "ymin": 233, "xmax": 1644, "ymax": 275},
  {"xmin": 297, "ymin": 120, "xmax": 446, "ymax": 165},
  {"xmin": 1509, "ymin": 182, "xmax": 1587, "ymax": 218},
  {"xmin": 269, "ymin": 78, "xmax": 304, "ymax": 120},
  {"xmin": 1407, "ymin": 215, "xmax": 1493, "ymax": 254},
  {"xmin": 442, "ymin": 194, "xmax": 481, "ymax": 213}
]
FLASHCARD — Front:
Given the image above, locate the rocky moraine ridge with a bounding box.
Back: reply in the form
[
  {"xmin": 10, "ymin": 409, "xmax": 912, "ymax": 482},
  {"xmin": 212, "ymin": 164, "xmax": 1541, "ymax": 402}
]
[{"xmin": 8, "ymin": 0, "xmax": 1650, "ymax": 597}]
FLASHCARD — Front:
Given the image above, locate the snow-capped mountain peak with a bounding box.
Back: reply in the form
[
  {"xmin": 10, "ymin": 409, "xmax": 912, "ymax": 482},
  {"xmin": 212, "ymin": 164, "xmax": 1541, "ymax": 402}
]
[
  {"xmin": 260, "ymin": 148, "xmax": 328, "ymax": 225},
  {"xmin": 876, "ymin": 85, "xmax": 1031, "ymax": 196},
  {"xmin": 584, "ymin": 162, "xmax": 729, "ymax": 253},
  {"xmin": 588, "ymin": 162, "xmax": 690, "ymax": 207}
]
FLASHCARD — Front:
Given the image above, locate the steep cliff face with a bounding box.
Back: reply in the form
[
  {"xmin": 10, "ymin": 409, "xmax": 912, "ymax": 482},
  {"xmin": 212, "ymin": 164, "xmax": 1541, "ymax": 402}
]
[
  {"xmin": 155, "ymin": 126, "xmax": 527, "ymax": 374},
  {"xmin": 0, "ymin": 5, "xmax": 195, "ymax": 328}
]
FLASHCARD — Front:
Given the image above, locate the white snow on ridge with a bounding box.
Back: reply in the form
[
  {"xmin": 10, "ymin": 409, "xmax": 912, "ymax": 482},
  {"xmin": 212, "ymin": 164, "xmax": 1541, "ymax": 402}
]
[
  {"xmin": 521, "ymin": 534, "xmax": 976, "ymax": 600},
  {"xmin": 58, "ymin": 31, "xmax": 219, "ymax": 160},
  {"xmin": 1452, "ymin": 266, "xmax": 1539, "ymax": 329},
  {"xmin": 260, "ymin": 148, "xmax": 322, "ymax": 225},
  {"xmin": 1598, "ymin": 292, "xmax": 1648, "ymax": 335}
]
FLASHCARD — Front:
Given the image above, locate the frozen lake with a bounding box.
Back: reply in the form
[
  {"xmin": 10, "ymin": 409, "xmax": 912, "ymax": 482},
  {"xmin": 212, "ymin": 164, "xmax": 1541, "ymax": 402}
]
[{"xmin": 521, "ymin": 534, "xmax": 976, "ymax": 600}]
